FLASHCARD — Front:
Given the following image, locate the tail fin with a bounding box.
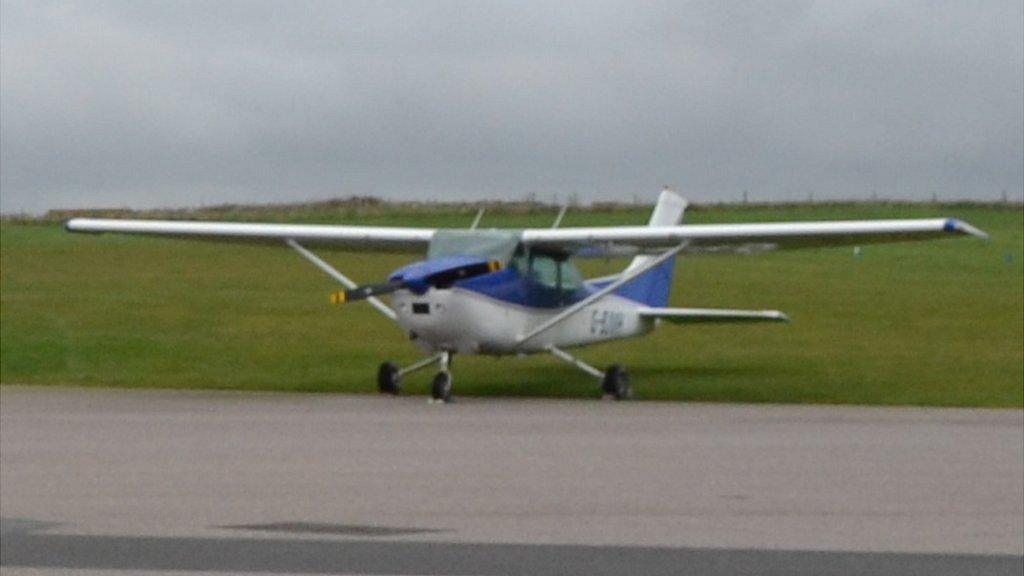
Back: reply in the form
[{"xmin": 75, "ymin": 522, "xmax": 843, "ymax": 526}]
[{"xmin": 615, "ymin": 189, "xmax": 687, "ymax": 307}]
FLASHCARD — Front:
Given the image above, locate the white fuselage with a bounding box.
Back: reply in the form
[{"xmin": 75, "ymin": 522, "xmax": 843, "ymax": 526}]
[{"xmin": 391, "ymin": 287, "xmax": 654, "ymax": 355}]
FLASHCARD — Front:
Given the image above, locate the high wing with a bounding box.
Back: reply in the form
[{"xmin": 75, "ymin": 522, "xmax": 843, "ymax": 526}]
[
  {"xmin": 639, "ymin": 307, "xmax": 789, "ymax": 324},
  {"xmin": 523, "ymin": 218, "xmax": 987, "ymax": 255},
  {"xmin": 66, "ymin": 214, "xmax": 986, "ymax": 256},
  {"xmin": 65, "ymin": 218, "xmax": 434, "ymax": 252}
]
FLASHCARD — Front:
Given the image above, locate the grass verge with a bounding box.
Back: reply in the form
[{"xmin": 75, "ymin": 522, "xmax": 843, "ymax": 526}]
[{"xmin": 2, "ymin": 201, "xmax": 1021, "ymax": 406}]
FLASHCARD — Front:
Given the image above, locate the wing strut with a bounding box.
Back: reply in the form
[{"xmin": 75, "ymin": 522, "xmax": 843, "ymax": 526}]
[
  {"xmin": 551, "ymin": 205, "xmax": 568, "ymax": 228},
  {"xmin": 469, "ymin": 208, "xmax": 485, "ymax": 230},
  {"xmin": 515, "ymin": 241, "xmax": 688, "ymax": 347},
  {"xmin": 285, "ymin": 239, "xmax": 397, "ymax": 321}
]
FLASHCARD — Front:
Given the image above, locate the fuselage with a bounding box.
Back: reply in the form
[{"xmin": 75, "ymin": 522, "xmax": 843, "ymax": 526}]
[
  {"xmin": 380, "ymin": 228, "xmax": 673, "ymax": 355},
  {"xmin": 390, "ymin": 265, "xmax": 654, "ymax": 355}
]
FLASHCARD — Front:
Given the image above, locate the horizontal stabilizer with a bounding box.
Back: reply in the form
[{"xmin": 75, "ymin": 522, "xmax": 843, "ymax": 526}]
[{"xmin": 639, "ymin": 307, "xmax": 789, "ymax": 324}]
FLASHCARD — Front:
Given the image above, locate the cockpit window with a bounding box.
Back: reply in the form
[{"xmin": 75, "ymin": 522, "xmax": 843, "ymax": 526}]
[
  {"xmin": 428, "ymin": 230, "xmax": 520, "ymax": 264},
  {"xmin": 559, "ymin": 259, "xmax": 584, "ymax": 291},
  {"xmin": 530, "ymin": 253, "xmax": 560, "ymax": 288},
  {"xmin": 512, "ymin": 249, "xmax": 583, "ymax": 293}
]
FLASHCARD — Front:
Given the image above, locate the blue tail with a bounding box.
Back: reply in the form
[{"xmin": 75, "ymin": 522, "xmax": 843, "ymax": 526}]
[
  {"xmin": 611, "ymin": 189, "xmax": 687, "ymax": 307},
  {"xmin": 612, "ymin": 257, "xmax": 677, "ymax": 307}
]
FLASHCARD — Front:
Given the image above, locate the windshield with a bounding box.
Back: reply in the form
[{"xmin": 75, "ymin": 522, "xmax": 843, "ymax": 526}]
[{"xmin": 427, "ymin": 230, "xmax": 520, "ymax": 263}]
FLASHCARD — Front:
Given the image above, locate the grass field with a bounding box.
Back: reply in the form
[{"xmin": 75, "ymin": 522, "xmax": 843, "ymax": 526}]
[{"xmin": 2, "ymin": 201, "xmax": 1021, "ymax": 407}]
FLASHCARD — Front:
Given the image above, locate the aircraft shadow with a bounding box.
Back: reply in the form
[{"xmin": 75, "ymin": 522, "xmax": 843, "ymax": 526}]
[{"xmin": 2, "ymin": 518, "xmax": 1020, "ymax": 576}]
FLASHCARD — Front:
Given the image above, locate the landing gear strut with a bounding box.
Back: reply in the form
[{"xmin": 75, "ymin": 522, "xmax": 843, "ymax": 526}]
[
  {"xmin": 547, "ymin": 346, "xmax": 633, "ymax": 400},
  {"xmin": 377, "ymin": 351, "xmax": 454, "ymax": 403}
]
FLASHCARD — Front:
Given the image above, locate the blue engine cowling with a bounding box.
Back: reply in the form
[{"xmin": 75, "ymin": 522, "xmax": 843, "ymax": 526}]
[{"xmin": 388, "ymin": 255, "xmax": 498, "ymax": 295}]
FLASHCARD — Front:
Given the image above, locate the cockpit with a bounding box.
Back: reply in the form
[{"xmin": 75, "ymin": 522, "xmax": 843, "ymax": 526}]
[
  {"xmin": 509, "ymin": 247, "xmax": 583, "ymax": 293},
  {"xmin": 426, "ymin": 230, "xmax": 585, "ymax": 306}
]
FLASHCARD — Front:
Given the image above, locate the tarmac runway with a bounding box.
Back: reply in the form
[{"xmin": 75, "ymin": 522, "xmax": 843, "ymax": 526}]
[{"xmin": 1, "ymin": 386, "xmax": 1021, "ymax": 575}]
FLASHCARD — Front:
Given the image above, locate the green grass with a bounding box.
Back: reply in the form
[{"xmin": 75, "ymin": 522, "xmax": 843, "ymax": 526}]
[{"xmin": 2, "ymin": 202, "xmax": 1021, "ymax": 406}]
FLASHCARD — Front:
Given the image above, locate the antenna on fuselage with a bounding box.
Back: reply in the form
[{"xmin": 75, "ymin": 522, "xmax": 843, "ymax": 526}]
[
  {"xmin": 551, "ymin": 205, "xmax": 568, "ymax": 229},
  {"xmin": 469, "ymin": 207, "xmax": 485, "ymax": 230}
]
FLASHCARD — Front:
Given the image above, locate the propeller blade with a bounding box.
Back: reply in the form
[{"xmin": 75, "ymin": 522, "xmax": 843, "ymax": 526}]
[{"xmin": 330, "ymin": 281, "xmax": 405, "ymax": 304}]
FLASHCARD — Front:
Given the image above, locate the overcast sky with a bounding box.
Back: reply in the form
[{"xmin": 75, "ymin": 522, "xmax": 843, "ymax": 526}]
[{"xmin": 1, "ymin": 1, "xmax": 1021, "ymax": 213}]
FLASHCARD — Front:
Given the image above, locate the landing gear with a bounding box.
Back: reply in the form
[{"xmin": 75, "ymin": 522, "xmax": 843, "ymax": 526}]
[
  {"xmin": 430, "ymin": 371, "xmax": 452, "ymax": 403},
  {"xmin": 377, "ymin": 351, "xmax": 454, "ymax": 403},
  {"xmin": 547, "ymin": 345, "xmax": 633, "ymax": 400},
  {"xmin": 430, "ymin": 352, "xmax": 453, "ymax": 403},
  {"xmin": 377, "ymin": 362, "xmax": 401, "ymax": 395},
  {"xmin": 602, "ymin": 364, "xmax": 632, "ymax": 401}
]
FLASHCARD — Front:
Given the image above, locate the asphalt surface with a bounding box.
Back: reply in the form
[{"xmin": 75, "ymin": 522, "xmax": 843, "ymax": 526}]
[{"xmin": 1, "ymin": 386, "xmax": 1021, "ymax": 575}]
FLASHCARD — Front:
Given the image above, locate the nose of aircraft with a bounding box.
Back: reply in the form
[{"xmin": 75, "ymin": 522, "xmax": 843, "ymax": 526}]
[
  {"xmin": 331, "ymin": 255, "xmax": 503, "ymax": 305},
  {"xmin": 388, "ymin": 255, "xmax": 502, "ymax": 294}
]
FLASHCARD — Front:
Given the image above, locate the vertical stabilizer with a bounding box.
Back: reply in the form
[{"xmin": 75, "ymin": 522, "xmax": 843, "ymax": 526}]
[
  {"xmin": 638, "ymin": 188, "xmax": 689, "ymax": 230},
  {"xmin": 616, "ymin": 189, "xmax": 687, "ymax": 307}
]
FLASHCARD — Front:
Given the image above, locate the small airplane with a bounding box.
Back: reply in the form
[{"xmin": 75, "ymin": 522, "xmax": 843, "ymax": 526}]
[{"xmin": 66, "ymin": 189, "xmax": 986, "ymax": 402}]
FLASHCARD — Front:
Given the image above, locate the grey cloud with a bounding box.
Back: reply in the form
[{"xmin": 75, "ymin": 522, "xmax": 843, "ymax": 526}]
[{"xmin": 1, "ymin": 0, "xmax": 1021, "ymax": 213}]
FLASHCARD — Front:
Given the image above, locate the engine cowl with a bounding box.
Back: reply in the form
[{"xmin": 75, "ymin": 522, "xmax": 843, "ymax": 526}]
[{"xmin": 388, "ymin": 255, "xmax": 501, "ymax": 294}]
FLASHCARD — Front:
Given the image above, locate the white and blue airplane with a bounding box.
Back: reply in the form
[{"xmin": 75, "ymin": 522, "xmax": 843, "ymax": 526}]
[{"xmin": 66, "ymin": 190, "xmax": 986, "ymax": 402}]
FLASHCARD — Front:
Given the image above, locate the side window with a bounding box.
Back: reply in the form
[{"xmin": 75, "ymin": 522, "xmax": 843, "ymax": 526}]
[
  {"xmin": 510, "ymin": 249, "xmax": 529, "ymax": 276},
  {"xmin": 519, "ymin": 250, "xmax": 582, "ymax": 294},
  {"xmin": 558, "ymin": 260, "xmax": 583, "ymax": 291},
  {"xmin": 528, "ymin": 254, "xmax": 560, "ymax": 289}
]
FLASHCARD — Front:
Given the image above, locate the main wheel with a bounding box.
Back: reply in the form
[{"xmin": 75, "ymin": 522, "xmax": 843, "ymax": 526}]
[
  {"xmin": 377, "ymin": 362, "xmax": 401, "ymax": 395},
  {"xmin": 430, "ymin": 371, "xmax": 452, "ymax": 403},
  {"xmin": 602, "ymin": 364, "xmax": 632, "ymax": 400}
]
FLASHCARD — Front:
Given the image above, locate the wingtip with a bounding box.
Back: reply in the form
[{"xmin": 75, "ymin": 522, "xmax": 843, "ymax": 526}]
[
  {"xmin": 64, "ymin": 217, "xmax": 106, "ymax": 235},
  {"xmin": 944, "ymin": 218, "xmax": 988, "ymax": 239}
]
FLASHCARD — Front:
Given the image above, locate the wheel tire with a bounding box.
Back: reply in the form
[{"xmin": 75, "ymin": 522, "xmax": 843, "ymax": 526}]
[
  {"xmin": 430, "ymin": 371, "xmax": 452, "ymax": 403},
  {"xmin": 602, "ymin": 364, "xmax": 632, "ymax": 400},
  {"xmin": 377, "ymin": 362, "xmax": 401, "ymax": 395}
]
